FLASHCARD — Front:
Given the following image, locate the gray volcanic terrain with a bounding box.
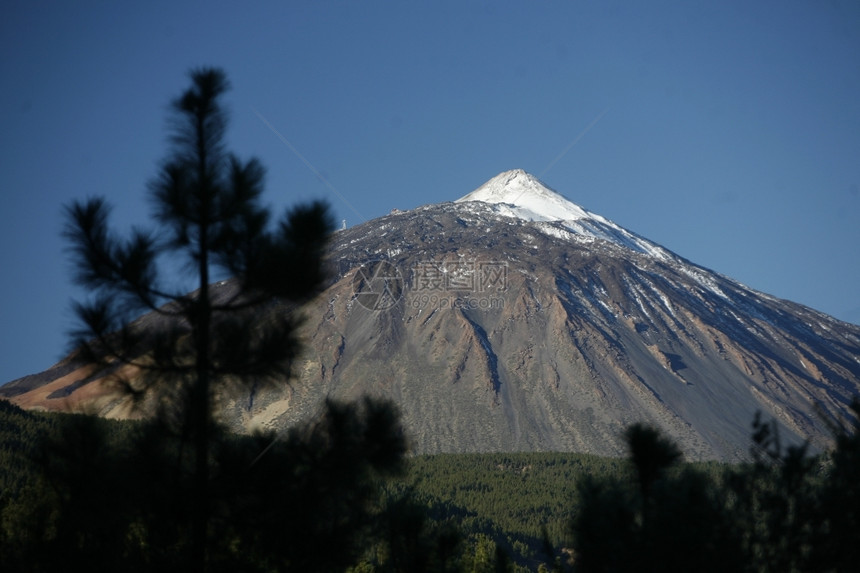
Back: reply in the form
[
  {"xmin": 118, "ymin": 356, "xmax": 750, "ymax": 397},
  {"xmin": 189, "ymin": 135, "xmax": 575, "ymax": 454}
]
[{"xmin": 4, "ymin": 170, "xmax": 860, "ymax": 461}]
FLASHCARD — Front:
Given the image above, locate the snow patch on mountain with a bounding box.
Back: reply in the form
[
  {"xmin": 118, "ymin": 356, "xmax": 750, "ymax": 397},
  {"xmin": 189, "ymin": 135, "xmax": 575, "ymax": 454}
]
[
  {"xmin": 456, "ymin": 169, "xmax": 670, "ymax": 260},
  {"xmin": 458, "ymin": 169, "xmax": 590, "ymax": 221}
]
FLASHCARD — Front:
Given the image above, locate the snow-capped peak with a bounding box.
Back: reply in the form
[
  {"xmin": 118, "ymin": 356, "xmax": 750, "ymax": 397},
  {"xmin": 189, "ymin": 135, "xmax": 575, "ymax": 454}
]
[
  {"xmin": 456, "ymin": 169, "xmax": 670, "ymax": 260},
  {"xmin": 456, "ymin": 169, "xmax": 591, "ymax": 222}
]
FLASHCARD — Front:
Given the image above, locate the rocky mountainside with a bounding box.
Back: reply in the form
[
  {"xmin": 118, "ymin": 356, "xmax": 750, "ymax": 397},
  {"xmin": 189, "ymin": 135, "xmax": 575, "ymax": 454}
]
[{"xmin": 4, "ymin": 169, "xmax": 860, "ymax": 461}]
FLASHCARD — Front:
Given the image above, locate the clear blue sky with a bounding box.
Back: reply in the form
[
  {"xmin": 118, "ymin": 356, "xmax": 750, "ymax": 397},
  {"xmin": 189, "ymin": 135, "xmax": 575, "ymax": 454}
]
[{"xmin": 2, "ymin": 1, "xmax": 859, "ymax": 384}]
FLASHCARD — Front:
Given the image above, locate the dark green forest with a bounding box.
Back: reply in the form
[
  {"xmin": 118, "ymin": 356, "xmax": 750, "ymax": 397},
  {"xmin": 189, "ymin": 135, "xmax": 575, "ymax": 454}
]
[{"xmin": 2, "ymin": 398, "xmax": 859, "ymax": 572}]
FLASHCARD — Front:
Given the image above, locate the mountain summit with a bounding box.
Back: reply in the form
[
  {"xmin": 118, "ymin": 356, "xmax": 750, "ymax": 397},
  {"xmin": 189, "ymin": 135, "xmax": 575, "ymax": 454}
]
[
  {"xmin": 4, "ymin": 171, "xmax": 860, "ymax": 461},
  {"xmin": 459, "ymin": 170, "xmax": 669, "ymax": 258},
  {"xmin": 457, "ymin": 168, "xmax": 592, "ymax": 221}
]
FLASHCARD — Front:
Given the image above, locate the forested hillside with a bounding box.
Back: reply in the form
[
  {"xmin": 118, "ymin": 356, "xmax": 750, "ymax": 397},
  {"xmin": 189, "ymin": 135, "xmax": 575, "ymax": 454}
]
[
  {"xmin": 395, "ymin": 453, "xmax": 626, "ymax": 564},
  {"xmin": 3, "ymin": 402, "xmax": 597, "ymax": 570},
  {"xmin": 3, "ymin": 399, "xmax": 859, "ymax": 572}
]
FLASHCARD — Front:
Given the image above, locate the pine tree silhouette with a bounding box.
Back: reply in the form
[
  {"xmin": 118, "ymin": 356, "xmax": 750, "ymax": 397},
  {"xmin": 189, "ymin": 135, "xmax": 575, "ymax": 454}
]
[{"xmin": 63, "ymin": 67, "xmax": 334, "ymax": 571}]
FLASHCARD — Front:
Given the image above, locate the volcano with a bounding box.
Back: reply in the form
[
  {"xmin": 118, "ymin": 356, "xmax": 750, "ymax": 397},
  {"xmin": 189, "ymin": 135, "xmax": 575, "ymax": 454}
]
[{"xmin": 4, "ymin": 169, "xmax": 859, "ymax": 461}]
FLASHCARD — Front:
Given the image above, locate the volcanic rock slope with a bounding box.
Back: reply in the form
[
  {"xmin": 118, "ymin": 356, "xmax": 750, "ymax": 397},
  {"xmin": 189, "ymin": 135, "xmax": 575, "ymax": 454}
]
[{"xmin": 5, "ymin": 170, "xmax": 860, "ymax": 461}]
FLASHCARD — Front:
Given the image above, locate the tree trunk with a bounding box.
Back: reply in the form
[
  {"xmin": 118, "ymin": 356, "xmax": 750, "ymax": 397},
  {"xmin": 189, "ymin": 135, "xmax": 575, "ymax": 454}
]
[{"xmin": 190, "ymin": 112, "xmax": 212, "ymax": 573}]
